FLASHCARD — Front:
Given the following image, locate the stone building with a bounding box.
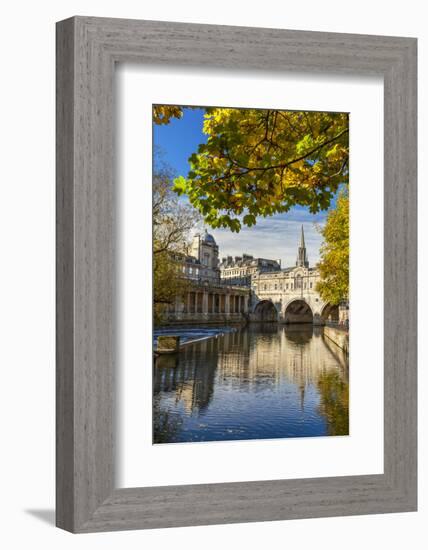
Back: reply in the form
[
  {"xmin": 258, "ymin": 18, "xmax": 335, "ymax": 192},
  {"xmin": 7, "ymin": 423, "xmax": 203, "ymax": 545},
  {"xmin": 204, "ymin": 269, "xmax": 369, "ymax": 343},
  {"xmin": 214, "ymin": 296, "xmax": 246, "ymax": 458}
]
[
  {"xmin": 189, "ymin": 229, "xmax": 220, "ymax": 282},
  {"xmin": 163, "ymin": 230, "xmax": 250, "ymax": 324},
  {"xmin": 166, "ymin": 282, "xmax": 250, "ymax": 324},
  {"xmin": 219, "ymin": 254, "xmax": 280, "ymax": 286},
  {"xmin": 173, "ymin": 253, "xmax": 202, "ymax": 282}
]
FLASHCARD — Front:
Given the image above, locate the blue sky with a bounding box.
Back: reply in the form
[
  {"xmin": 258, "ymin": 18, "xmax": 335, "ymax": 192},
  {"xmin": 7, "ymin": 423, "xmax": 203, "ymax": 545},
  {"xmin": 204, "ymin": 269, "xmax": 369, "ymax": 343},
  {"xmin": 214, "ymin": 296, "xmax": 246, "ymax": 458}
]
[{"xmin": 153, "ymin": 106, "xmax": 331, "ymax": 267}]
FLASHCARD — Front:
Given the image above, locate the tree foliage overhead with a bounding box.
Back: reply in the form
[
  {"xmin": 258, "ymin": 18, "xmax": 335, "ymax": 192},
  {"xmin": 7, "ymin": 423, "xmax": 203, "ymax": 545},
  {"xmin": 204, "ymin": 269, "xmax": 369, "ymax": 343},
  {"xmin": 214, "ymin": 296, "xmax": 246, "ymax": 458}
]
[
  {"xmin": 316, "ymin": 191, "xmax": 349, "ymax": 305},
  {"xmin": 172, "ymin": 107, "xmax": 349, "ymax": 232},
  {"xmin": 153, "ymin": 105, "xmax": 183, "ymax": 125}
]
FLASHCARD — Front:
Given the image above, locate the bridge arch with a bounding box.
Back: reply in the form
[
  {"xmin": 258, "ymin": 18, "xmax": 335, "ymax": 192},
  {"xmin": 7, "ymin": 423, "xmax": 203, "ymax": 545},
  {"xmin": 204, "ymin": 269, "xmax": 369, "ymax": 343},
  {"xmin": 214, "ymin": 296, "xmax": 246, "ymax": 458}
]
[
  {"xmin": 283, "ymin": 299, "xmax": 313, "ymax": 324},
  {"xmin": 253, "ymin": 300, "xmax": 278, "ymax": 322},
  {"xmin": 321, "ymin": 303, "xmax": 339, "ymax": 323}
]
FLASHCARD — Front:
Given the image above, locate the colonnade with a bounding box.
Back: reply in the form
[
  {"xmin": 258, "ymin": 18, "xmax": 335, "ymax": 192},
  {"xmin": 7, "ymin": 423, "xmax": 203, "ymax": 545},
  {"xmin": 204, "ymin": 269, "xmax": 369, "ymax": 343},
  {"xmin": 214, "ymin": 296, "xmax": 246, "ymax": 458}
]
[
  {"xmin": 166, "ymin": 285, "xmax": 250, "ymax": 322},
  {"xmin": 184, "ymin": 289, "xmax": 248, "ymax": 315}
]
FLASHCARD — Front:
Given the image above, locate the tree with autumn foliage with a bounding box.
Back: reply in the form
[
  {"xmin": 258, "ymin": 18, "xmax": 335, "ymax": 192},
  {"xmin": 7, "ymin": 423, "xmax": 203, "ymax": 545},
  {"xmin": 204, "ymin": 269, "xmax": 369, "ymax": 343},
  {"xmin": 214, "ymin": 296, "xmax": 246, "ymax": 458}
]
[
  {"xmin": 316, "ymin": 191, "xmax": 349, "ymax": 305},
  {"xmin": 171, "ymin": 107, "xmax": 349, "ymax": 232},
  {"xmin": 153, "ymin": 158, "xmax": 200, "ymax": 323}
]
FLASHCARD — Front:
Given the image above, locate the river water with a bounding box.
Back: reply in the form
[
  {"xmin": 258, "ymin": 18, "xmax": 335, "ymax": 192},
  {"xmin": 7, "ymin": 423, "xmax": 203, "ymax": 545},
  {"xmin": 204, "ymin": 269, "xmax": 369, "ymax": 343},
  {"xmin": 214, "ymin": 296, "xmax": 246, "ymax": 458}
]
[{"xmin": 153, "ymin": 324, "xmax": 349, "ymax": 444}]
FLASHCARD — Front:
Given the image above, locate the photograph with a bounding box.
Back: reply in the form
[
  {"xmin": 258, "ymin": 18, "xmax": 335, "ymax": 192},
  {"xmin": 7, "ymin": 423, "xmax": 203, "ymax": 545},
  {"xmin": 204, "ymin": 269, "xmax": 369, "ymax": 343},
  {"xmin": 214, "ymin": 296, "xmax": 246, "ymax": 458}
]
[{"xmin": 152, "ymin": 104, "xmax": 350, "ymax": 444}]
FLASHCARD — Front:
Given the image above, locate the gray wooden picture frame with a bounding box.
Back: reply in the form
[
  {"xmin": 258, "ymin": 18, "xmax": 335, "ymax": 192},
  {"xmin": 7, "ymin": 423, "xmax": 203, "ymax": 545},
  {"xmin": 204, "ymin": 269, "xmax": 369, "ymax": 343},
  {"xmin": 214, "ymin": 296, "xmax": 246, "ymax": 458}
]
[{"xmin": 56, "ymin": 16, "xmax": 417, "ymax": 533}]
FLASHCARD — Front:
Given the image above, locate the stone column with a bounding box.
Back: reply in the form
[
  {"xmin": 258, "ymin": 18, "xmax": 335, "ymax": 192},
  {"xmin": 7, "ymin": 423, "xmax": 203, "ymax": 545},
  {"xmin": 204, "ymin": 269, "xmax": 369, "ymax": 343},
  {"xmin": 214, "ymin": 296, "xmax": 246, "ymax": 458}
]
[
  {"xmin": 202, "ymin": 291, "xmax": 208, "ymax": 315},
  {"xmin": 225, "ymin": 294, "xmax": 230, "ymax": 316},
  {"xmin": 190, "ymin": 292, "xmax": 196, "ymax": 314}
]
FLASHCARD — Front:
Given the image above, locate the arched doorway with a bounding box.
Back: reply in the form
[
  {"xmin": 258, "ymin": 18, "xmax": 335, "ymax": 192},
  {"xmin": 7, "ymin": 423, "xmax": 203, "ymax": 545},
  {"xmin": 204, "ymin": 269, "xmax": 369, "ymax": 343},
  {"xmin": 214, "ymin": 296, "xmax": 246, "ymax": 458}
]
[
  {"xmin": 284, "ymin": 300, "xmax": 313, "ymax": 324},
  {"xmin": 321, "ymin": 303, "xmax": 339, "ymax": 324},
  {"xmin": 253, "ymin": 300, "xmax": 278, "ymax": 322}
]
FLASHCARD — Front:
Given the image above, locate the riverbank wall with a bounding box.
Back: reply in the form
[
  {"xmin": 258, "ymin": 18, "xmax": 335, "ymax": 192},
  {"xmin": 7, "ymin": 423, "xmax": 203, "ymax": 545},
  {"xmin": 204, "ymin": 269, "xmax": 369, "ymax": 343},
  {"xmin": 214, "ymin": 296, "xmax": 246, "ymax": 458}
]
[
  {"xmin": 159, "ymin": 315, "xmax": 247, "ymax": 326},
  {"xmin": 323, "ymin": 326, "xmax": 349, "ymax": 354}
]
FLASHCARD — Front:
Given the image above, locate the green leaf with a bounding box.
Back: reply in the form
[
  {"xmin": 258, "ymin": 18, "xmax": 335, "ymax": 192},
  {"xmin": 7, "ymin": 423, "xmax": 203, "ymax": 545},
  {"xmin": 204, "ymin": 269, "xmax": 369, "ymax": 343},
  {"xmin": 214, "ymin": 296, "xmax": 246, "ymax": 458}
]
[
  {"xmin": 172, "ymin": 176, "xmax": 187, "ymax": 195},
  {"xmin": 243, "ymin": 214, "xmax": 256, "ymax": 227}
]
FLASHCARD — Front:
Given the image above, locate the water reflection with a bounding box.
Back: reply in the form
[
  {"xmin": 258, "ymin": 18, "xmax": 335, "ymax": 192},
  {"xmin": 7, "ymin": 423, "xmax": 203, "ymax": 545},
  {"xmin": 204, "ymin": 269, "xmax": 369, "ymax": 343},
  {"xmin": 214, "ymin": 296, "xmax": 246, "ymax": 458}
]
[{"xmin": 153, "ymin": 325, "xmax": 349, "ymax": 443}]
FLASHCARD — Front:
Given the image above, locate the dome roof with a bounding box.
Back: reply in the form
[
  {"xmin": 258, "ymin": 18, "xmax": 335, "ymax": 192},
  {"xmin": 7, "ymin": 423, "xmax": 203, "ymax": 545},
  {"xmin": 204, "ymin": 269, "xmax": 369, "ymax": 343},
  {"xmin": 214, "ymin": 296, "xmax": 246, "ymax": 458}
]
[{"xmin": 202, "ymin": 230, "xmax": 216, "ymax": 245}]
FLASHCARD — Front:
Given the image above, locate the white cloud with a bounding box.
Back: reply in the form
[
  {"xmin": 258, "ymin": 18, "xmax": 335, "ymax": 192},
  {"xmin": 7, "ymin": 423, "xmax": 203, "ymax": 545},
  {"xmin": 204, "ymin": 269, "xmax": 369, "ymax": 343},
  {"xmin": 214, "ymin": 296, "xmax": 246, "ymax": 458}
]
[{"xmin": 208, "ymin": 210, "xmax": 325, "ymax": 268}]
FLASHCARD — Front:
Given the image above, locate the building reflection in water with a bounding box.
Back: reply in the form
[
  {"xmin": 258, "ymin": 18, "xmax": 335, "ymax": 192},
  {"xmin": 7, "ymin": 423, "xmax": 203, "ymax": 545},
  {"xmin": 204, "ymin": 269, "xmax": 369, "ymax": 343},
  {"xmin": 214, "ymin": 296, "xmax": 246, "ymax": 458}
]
[{"xmin": 153, "ymin": 325, "xmax": 349, "ymax": 443}]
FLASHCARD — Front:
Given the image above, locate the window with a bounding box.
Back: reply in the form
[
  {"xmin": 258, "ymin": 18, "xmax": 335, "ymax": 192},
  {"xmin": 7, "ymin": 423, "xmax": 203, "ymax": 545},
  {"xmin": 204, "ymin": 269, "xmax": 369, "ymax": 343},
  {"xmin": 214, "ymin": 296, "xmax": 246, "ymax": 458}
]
[{"xmin": 264, "ymin": 284, "xmax": 267, "ymax": 290}]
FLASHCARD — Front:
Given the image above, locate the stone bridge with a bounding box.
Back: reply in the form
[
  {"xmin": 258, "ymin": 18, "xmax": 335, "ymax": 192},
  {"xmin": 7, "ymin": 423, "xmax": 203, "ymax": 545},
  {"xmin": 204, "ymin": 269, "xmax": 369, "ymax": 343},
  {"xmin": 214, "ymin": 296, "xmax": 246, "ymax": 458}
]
[
  {"xmin": 249, "ymin": 294, "xmax": 340, "ymax": 325},
  {"xmin": 247, "ymin": 226, "xmax": 348, "ymax": 326}
]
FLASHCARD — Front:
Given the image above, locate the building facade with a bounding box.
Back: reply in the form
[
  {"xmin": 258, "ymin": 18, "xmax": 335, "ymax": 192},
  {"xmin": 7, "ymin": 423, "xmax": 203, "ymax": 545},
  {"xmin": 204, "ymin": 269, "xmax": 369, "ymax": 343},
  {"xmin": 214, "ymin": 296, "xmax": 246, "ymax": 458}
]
[
  {"xmin": 250, "ymin": 226, "xmax": 345, "ymax": 325},
  {"xmin": 163, "ymin": 230, "xmax": 250, "ymax": 324},
  {"xmin": 219, "ymin": 254, "xmax": 280, "ymax": 286},
  {"xmin": 189, "ymin": 230, "xmax": 220, "ymax": 282}
]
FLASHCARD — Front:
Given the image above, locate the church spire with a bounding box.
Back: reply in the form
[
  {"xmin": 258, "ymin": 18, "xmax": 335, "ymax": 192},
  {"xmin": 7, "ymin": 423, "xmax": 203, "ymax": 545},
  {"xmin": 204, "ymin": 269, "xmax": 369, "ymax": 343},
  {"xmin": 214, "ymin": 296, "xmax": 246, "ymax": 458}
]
[
  {"xmin": 296, "ymin": 225, "xmax": 309, "ymax": 268},
  {"xmin": 300, "ymin": 224, "xmax": 305, "ymax": 248}
]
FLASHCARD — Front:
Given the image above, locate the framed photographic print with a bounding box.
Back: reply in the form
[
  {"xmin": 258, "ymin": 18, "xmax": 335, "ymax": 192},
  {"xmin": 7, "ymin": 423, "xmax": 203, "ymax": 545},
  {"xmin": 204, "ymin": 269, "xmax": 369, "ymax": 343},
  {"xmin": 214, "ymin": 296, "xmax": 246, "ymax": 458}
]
[
  {"xmin": 56, "ymin": 17, "xmax": 417, "ymax": 532},
  {"xmin": 150, "ymin": 103, "xmax": 351, "ymax": 446}
]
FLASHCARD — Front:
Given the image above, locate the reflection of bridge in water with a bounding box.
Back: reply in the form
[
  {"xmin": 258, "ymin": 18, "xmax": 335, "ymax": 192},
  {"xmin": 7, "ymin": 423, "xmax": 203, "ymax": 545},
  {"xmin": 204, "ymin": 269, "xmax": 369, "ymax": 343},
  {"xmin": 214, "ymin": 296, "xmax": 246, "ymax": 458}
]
[
  {"xmin": 215, "ymin": 325, "xmax": 348, "ymax": 391},
  {"xmin": 153, "ymin": 324, "xmax": 349, "ymax": 443}
]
